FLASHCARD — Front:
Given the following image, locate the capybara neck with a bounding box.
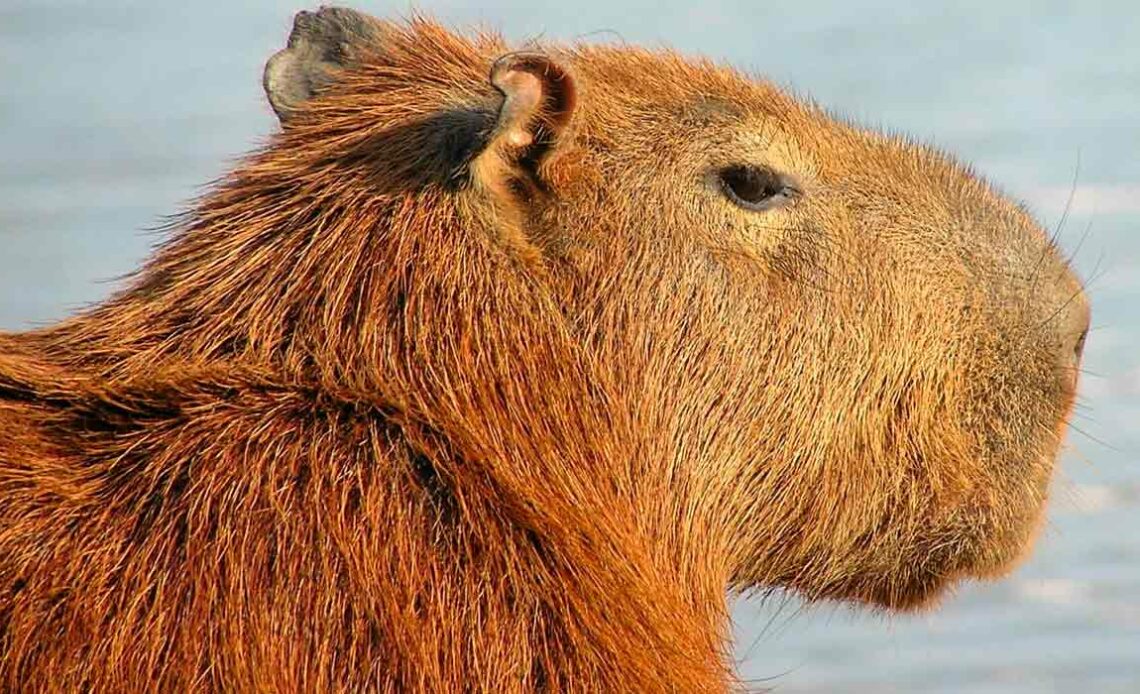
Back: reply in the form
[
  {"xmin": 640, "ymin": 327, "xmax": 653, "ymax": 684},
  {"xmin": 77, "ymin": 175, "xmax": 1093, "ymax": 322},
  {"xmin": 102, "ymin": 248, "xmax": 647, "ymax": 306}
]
[
  {"xmin": 5, "ymin": 119, "xmax": 732, "ymax": 694},
  {"xmin": 2, "ymin": 63, "xmax": 734, "ymax": 694}
]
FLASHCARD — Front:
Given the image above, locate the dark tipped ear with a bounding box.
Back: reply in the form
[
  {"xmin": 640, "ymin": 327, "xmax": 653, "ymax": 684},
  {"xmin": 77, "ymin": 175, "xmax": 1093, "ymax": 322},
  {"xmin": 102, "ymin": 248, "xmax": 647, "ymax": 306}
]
[
  {"xmin": 263, "ymin": 7, "xmax": 382, "ymax": 122},
  {"xmin": 486, "ymin": 52, "xmax": 577, "ymax": 163},
  {"xmin": 471, "ymin": 53, "xmax": 577, "ymax": 262}
]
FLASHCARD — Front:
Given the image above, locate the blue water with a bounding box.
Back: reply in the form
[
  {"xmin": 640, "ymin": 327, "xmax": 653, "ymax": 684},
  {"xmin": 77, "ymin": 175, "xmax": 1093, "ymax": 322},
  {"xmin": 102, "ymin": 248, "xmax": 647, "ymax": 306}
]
[{"xmin": 2, "ymin": 1, "xmax": 1137, "ymax": 690}]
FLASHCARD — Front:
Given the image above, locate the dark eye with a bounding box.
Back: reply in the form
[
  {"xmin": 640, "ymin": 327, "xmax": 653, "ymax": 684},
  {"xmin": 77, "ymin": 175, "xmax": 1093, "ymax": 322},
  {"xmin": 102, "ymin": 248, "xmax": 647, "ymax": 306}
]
[{"xmin": 718, "ymin": 165, "xmax": 800, "ymax": 211}]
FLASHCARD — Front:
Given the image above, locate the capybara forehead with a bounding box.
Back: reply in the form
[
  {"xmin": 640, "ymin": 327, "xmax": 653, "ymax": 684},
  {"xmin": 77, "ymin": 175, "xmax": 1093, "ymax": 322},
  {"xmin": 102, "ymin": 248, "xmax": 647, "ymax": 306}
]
[
  {"xmin": 329, "ymin": 17, "xmax": 814, "ymax": 143},
  {"xmin": 336, "ymin": 22, "xmax": 947, "ymax": 189},
  {"xmin": 568, "ymin": 47, "xmax": 800, "ymax": 120}
]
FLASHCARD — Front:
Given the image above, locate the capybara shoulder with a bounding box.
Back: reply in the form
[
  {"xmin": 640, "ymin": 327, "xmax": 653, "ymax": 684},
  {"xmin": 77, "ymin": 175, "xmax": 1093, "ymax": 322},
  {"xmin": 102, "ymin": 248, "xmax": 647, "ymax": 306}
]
[{"xmin": 0, "ymin": 7, "xmax": 1088, "ymax": 691}]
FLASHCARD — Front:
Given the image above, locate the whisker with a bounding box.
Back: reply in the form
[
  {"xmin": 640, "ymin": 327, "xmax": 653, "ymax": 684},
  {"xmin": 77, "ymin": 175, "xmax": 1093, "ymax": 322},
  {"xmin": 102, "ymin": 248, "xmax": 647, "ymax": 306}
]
[
  {"xmin": 1063, "ymin": 217, "xmax": 1094, "ymax": 269},
  {"xmin": 1079, "ymin": 249, "xmax": 1108, "ymax": 293},
  {"xmin": 1063, "ymin": 421, "xmax": 1119, "ymax": 452},
  {"xmin": 1028, "ymin": 151, "xmax": 1081, "ymax": 294},
  {"xmin": 1067, "ymin": 409, "xmax": 1098, "ymax": 424},
  {"xmin": 749, "ymin": 590, "xmax": 804, "ymax": 645},
  {"xmin": 1037, "ymin": 284, "xmax": 1087, "ymax": 330},
  {"xmin": 1058, "ymin": 443, "xmax": 1096, "ymax": 468}
]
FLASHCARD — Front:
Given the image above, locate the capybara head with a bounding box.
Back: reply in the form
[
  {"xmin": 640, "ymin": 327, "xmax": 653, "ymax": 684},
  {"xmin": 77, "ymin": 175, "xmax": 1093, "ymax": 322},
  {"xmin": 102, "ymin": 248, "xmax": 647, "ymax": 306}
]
[
  {"xmin": 261, "ymin": 8, "xmax": 1094, "ymax": 611},
  {"xmin": 24, "ymin": 4, "xmax": 1088, "ymax": 646}
]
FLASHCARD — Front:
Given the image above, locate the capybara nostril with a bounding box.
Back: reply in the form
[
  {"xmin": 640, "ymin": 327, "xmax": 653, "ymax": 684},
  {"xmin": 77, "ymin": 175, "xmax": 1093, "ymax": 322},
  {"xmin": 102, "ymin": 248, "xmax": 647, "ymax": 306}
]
[
  {"xmin": 1057, "ymin": 284, "xmax": 1091, "ymax": 378},
  {"xmin": 1074, "ymin": 324, "xmax": 1089, "ymax": 363}
]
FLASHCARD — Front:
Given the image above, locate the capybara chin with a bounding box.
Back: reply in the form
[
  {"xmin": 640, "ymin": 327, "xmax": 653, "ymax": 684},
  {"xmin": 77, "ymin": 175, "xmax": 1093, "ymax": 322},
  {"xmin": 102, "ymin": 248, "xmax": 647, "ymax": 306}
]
[{"xmin": 0, "ymin": 6, "xmax": 1089, "ymax": 692}]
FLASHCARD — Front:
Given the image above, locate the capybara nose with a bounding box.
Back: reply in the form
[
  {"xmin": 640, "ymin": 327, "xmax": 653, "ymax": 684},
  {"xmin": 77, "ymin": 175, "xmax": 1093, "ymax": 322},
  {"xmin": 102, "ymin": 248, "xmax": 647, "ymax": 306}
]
[
  {"xmin": 1053, "ymin": 278, "xmax": 1091, "ymax": 385},
  {"xmin": 1071, "ymin": 313, "xmax": 1089, "ymax": 364}
]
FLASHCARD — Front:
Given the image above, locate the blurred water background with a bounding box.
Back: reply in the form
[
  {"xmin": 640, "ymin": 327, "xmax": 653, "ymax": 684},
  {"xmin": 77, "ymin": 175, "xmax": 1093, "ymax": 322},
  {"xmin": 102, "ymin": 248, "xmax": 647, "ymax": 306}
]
[{"xmin": 1, "ymin": 1, "xmax": 1136, "ymax": 691}]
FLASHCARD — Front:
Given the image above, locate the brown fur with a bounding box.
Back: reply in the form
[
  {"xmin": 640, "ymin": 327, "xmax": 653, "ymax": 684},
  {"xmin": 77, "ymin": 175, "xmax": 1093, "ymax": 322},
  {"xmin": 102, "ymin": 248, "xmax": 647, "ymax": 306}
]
[{"xmin": 0, "ymin": 9, "xmax": 1088, "ymax": 692}]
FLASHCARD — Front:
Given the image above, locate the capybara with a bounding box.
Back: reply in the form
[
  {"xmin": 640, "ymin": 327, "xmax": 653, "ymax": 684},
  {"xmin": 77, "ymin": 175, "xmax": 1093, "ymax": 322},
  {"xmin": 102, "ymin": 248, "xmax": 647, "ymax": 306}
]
[{"xmin": 0, "ymin": 6, "xmax": 1090, "ymax": 692}]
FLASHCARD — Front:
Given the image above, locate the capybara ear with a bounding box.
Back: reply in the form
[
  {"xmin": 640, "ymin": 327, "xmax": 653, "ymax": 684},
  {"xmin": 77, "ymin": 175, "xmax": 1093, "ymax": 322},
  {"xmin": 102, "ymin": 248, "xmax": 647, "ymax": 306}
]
[
  {"xmin": 262, "ymin": 7, "xmax": 381, "ymax": 122},
  {"xmin": 485, "ymin": 51, "xmax": 577, "ymax": 170}
]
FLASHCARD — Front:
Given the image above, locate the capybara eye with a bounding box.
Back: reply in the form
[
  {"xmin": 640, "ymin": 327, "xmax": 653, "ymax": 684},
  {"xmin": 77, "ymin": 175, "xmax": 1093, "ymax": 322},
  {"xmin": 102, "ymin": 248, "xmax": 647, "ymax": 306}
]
[{"xmin": 718, "ymin": 164, "xmax": 799, "ymax": 211}]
